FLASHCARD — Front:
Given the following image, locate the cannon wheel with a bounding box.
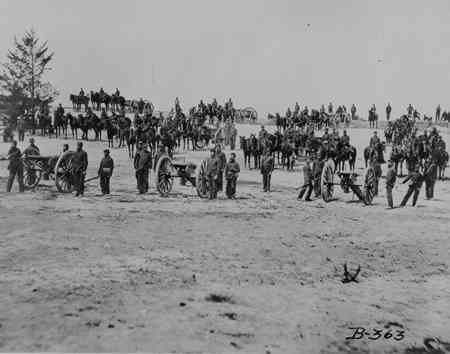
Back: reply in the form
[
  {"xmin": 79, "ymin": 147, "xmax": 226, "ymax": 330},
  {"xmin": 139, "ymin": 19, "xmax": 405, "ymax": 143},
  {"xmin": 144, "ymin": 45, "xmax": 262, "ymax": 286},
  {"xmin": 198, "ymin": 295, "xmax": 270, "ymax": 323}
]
[
  {"xmin": 55, "ymin": 151, "xmax": 75, "ymax": 193},
  {"xmin": 155, "ymin": 155, "xmax": 174, "ymax": 197},
  {"xmin": 196, "ymin": 159, "xmax": 210, "ymax": 198},
  {"xmin": 363, "ymin": 167, "xmax": 376, "ymax": 205},
  {"xmin": 321, "ymin": 159, "xmax": 335, "ymax": 202},
  {"xmin": 22, "ymin": 159, "xmax": 42, "ymax": 189}
]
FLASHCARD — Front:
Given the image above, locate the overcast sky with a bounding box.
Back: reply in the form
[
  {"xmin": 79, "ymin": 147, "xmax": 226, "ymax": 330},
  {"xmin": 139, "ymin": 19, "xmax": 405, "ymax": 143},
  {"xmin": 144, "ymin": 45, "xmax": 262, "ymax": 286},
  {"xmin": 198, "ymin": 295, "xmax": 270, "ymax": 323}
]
[{"xmin": 1, "ymin": 0, "xmax": 449, "ymax": 118}]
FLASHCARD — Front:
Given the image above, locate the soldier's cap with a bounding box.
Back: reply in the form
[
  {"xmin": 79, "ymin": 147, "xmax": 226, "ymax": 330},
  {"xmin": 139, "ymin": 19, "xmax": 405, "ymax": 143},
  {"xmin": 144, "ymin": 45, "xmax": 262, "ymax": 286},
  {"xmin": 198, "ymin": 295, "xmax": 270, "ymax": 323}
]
[{"xmin": 104, "ymin": 149, "xmax": 110, "ymax": 153}]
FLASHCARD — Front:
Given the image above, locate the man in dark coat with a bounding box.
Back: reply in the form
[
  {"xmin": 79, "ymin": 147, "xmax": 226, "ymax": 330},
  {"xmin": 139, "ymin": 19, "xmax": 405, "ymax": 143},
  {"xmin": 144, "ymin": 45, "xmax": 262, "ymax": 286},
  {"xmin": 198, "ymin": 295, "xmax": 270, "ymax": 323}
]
[
  {"xmin": 134, "ymin": 143, "xmax": 152, "ymax": 194},
  {"xmin": 423, "ymin": 157, "xmax": 437, "ymax": 199},
  {"xmin": 385, "ymin": 160, "xmax": 396, "ymax": 208},
  {"xmin": 23, "ymin": 138, "xmax": 40, "ymax": 156},
  {"xmin": 6, "ymin": 140, "xmax": 24, "ymax": 192},
  {"xmin": 72, "ymin": 142, "xmax": 88, "ymax": 196},
  {"xmin": 98, "ymin": 149, "xmax": 114, "ymax": 195},
  {"xmin": 224, "ymin": 152, "xmax": 240, "ymax": 199},
  {"xmin": 261, "ymin": 149, "xmax": 274, "ymax": 192},
  {"xmin": 215, "ymin": 145, "xmax": 226, "ymax": 192},
  {"xmin": 399, "ymin": 166, "xmax": 423, "ymax": 207},
  {"xmin": 206, "ymin": 148, "xmax": 219, "ymax": 199},
  {"xmin": 386, "ymin": 103, "xmax": 392, "ymax": 121},
  {"xmin": 312, "ymin": 155, "xmax": 323, "ymax": 197},
  {"xmin": 298, "ymin": 158, "xmax": 313, "ymax": 201}
]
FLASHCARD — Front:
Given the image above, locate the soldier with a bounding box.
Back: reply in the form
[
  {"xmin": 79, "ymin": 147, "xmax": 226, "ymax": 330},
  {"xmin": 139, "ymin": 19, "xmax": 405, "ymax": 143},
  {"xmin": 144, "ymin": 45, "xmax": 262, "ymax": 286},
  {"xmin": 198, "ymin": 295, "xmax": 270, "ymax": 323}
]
[
  {"xmin": 224, "ymin": 152, "xmax": 240, "ymax": 199},
  {"xmin": 298, "ymin": 158, "xmax": 313, "ymax": 201},
  {"xmin": 215, "ymin": 145, "xmax": 226, "ymax": 192},
  {"xmin": 6, "ymin": 140, "xmax": 24, "ymax": 192},
  {"xmin": 385, "ymin": 160, "xmax": 396, "ymax": 209},
  {"xmin": 328, "ymin": 102, "xmax": 333, "ymax": 114},
  {"xmin": 17, "ymin": 115, "xmax": 26, "ymax": 142},
  {"xmin": 341, "ymin": 130, "xmax": 350, "ymax": 146},
  {"xmin": 206, "ymin": 148, "xmax": 219, "ymax": 199},
  {"xmin": 351, "ymin": 104, "xmax": 356, "ymax": 120},
  {"xmin": 386, "ymin": 103, "xmax": 392, "ymax": 121},
  {"xmin": 423, "ymin": 157, "xmax": 437, "ymax": 199},
  {"xmin": 258, "ymin": 125, "xmax": 268, "ymax": 140},
  {"xmin": 79, "ymin": 88, "xmax": 85, "ymax": 97},
  {"xmin": 23, "ymin": 138, "xmax": 40, "ymax": 156},
  {"xmin": 369, "ymin": 153, "xmax": 381, "ymax": 196},
  {"xmin": 436, "ymin": 105, "xmax": 441, "ymax": 121},
  {"xmin": 261, "ymin": 149, "xmax": 274, "ymax": 192},
  {"xmin": 98, "ymin": 149, "xmax": 114, "ymax": 195},
  {"xmin": 134, "ymin": 142, "xmax": 152, "ymax": 194},
  {"xmin": 399, "ymin": 165, "xmax": 423, "ymax": 207},
  {"xmin": 369, "ymin": 131, "xmax": 380, "ymax": 148},
  {"xmin": 62, "ymin": 144, "xmax": 69, "ymax": 153},
  {"xmin": 72, "ymin": 142, "xmax": 88, "ymax": 197},
  {"xmin": 322, "ymin": 127, "xmax": 330, "ymax": 142},
  {"xmin": 230, "ymin": 123, "xmax": 238, "ymax": 150}
]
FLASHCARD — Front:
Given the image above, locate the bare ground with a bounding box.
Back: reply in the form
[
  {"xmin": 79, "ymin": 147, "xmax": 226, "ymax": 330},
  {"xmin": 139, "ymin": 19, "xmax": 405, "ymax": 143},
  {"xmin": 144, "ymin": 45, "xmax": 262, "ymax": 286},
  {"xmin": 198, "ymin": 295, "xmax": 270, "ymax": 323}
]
[{"xmin": 0, "ymin": 126, "xmax": 449, "ymax": 353}]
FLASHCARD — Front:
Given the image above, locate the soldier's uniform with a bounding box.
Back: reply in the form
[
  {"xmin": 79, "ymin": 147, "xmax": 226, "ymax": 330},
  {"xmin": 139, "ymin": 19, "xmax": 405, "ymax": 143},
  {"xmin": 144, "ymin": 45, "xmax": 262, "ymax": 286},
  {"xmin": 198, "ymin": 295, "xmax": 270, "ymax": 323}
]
[
  {"xmin": 385, "ymin": 163, "xmax": 397, "ymax": 208},
  {"xmin": 400, "ymin": 170, "xmax": 423, "ymax": 207},
  {"xmin": 261, "ymin": 152, "xmax": 274, "ymax": 192},
  {"xmin": 72, "ymin": 148, "xmax": 88, "ymax": 196},
  {"xmin": 98, "ymin": 152, "xmax": 114, "ymax": 195},
  {"xmin": 230, "ymin": 125, "xmax": 238, "ymax": 150},
  {"xmin": 312, "ymin": 157, "xmax": 323, "ymax": 197},
  {"xmin": 298, "ymin": 162, "xmax": 313, "ymax": 201},
  {"xmin": 224, "ymin": 157, "xmax": 240, "ymax": 198},
  {"xmin": 6, "ymin": 145, "xmax": 24, "ymax": 192},
  {"xmin": 215, "ymin": 150, "xmax": 227, "ymax": 192},
  {"xmin": 134, "ymin": 148, "xmax": 152, "ymax": 194},
  {"xmin": 423, "ymin": 159, "xmax": 437, "ymax": 199}
]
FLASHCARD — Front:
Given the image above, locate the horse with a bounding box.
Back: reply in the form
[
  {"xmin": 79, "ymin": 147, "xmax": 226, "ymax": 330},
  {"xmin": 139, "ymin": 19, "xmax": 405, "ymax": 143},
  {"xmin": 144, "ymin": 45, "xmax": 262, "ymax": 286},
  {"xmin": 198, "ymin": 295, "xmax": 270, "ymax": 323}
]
[
  {"xmin": 70, "ymin": 94, "xmax": 89, "ymax": 111},
  {"xmin": 111, "ymin": 94, "xmax": 126, "ymax": 112},
  {"xmin": 117, "ymin": 116, "xmax": 132, "ymax": 148}
]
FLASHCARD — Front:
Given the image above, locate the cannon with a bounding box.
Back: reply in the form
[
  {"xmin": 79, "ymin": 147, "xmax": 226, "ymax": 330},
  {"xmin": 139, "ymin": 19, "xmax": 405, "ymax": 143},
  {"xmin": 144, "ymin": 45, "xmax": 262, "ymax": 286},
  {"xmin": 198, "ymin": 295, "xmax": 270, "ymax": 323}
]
[
  {"xmin": 154, "ymin": 155, "xmax": 211, "ymax": 198},
  {"xmin": 320, "ymin": 159, "xmax": 377, "ymax": 205},
  {"xmin": 22, "ymin": 151, "xmax": 98, "ymax": 193}
]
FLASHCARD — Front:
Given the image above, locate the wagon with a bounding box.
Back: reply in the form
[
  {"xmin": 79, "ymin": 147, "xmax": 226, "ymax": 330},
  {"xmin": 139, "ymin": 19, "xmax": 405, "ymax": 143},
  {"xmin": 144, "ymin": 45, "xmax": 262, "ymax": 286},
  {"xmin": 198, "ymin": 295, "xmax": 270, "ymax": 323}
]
[
  {"xmin": 320, "ymin": 159, "xmax": 377, "ymax": 205},
  {"xmin": 22, "ymin": 151, "xmax": 98, "ymax": 193},
  {"xmin": 154, "ymin": 155, "xmax": 211, "ymax": 198}
]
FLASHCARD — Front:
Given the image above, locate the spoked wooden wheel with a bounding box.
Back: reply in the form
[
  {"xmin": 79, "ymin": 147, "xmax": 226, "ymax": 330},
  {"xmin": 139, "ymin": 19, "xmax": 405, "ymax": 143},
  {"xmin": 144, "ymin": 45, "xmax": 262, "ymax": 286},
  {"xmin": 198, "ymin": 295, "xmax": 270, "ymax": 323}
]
[
  {"xmin": 196, "ymin": 159, "xmax": 210, "ymax": 198},
  {"xmin": 320, "ymin": 159, "xmax": 335, "ymax": 202},
  {"xmin": 155, "ymin": 155, "xmax": 174, "ymax": 197},
  {"xmin": 55, "ymin": 151, "xmax": 75, "ymax": 193},
  {"xmin": 22, "ymin": 160, "xmax": 42, "ymax": 189},
  {"xmin": 195, "ymin": 138, "xmax": 206, "ymax": 150},
  {"xmin": 363, "ymin": 167, "xmax": 376, "ymax": 205}
]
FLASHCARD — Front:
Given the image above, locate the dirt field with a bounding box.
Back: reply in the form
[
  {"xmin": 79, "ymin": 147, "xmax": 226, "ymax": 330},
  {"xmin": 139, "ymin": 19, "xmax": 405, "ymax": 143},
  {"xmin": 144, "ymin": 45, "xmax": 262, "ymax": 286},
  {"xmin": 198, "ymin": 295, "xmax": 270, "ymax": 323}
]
[{"xmin": 1, "ymin": 125, "xmax": 449, "ymax": 353}]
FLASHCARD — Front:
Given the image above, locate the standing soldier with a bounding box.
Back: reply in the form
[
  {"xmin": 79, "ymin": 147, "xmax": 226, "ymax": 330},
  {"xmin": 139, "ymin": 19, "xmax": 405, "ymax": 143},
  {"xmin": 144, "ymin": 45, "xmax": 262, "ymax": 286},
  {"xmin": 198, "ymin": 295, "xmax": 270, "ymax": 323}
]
[
  {"xmin": 436, "ymin": 105, "xmax": 441, "ymax": 121},
  {"xmin": 385, "ymin": 160, "xmax": 396, "ymax": 209},
  {"xmin": 6, "ymin": 140, "xmax": 24, "ymax": 192},
  {"xmin": 98, "ymin": 149, "xmax": 114, "ymax": 195},
  {"xmin": 328, "ymin": 102, "xmax": 333, "ymax": 114},
  {"xmin": 224, "ymin": 152, "xmax": 240, "ymax": 199},
  {"xmin": 399, "ymin": 166, "xmax": 423, "ymax": 207},
  {"xmin": 153, "ymin": 144, "xmax": 166, "ymax": 170},
  {"xmin": 260, "ymin": 149, "xmax": 274, "ymax": 192},
  {"xmin": 72, "ymin": 142, "xmax": 88, "ymax": 197},
  {"xmin": 134, "ymin": 142, "xmax": 152, "ymax": 194},
  {"xmin": 386, "ymin": 103, "xmax": 392, "ymax": 121},
  {"xmin": 206, "ymin": 148, "xmax": 219, "ymax": 199},
  {"xmin": 423, "ymin": 157, "xmax": 437, "ymax": 199},
  {"xmin": 230, "ymin": 123, "xmax": 238, "ymax": 150},
  {"xmin": 215, "ymin": 145, "xmax": 226, "ymax": 193},
  {"xmin": 312, "ymin": 155, "xmax": 323, "ymax": 197},
  {"xmin": 17, "ymin": 115, "xmax": 26, "ymax": 142},
  {"xmin": 351, "ymin": 104, "xmax": 356, "ymax": 120},
  {"xmin": 298, "ymin": 158, "xmax": 314, "ymax": 201}
]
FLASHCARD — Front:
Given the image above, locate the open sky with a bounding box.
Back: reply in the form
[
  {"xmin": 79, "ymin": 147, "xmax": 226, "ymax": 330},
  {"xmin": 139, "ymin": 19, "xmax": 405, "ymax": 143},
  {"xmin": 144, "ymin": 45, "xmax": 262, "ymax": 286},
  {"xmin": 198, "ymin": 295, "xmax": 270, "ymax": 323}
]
[{"xmin": 1, "ymin": 0, "xmax": 449, "ymax": 118}]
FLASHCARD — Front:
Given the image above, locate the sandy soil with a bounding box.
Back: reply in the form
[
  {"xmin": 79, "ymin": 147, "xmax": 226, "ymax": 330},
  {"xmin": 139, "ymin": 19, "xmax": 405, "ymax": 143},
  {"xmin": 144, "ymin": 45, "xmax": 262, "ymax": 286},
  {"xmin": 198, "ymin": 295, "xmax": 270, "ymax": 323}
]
[{"xmin": 0, "ymin": 125, "xmax": 449, "ymax": 353}]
